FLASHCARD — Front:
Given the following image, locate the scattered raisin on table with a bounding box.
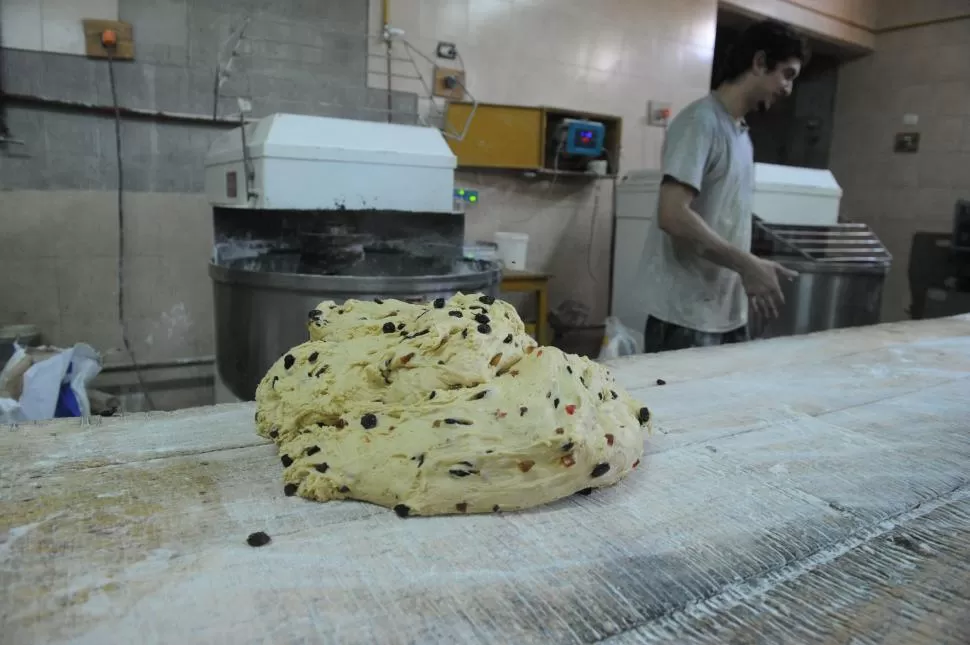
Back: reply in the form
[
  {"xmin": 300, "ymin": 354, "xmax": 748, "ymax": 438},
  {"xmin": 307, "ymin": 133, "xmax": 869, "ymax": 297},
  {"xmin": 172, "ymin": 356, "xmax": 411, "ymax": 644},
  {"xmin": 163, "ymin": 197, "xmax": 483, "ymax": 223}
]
[
  {"xmin": 656, "ymin": 378, "xmax": 666, "ymax": 386},
  {"xmin": 246, "ymin": 531, "xmax": 272, "ymax": 547}
]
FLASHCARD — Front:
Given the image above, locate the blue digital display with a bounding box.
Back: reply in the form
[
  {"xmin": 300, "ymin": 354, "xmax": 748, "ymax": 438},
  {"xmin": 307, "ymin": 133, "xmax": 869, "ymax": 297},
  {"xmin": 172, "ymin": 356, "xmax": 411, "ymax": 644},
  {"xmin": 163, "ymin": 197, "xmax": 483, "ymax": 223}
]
[{"xmin": 564, "ymin": 120, "xmax": 605, "ymax": 157}]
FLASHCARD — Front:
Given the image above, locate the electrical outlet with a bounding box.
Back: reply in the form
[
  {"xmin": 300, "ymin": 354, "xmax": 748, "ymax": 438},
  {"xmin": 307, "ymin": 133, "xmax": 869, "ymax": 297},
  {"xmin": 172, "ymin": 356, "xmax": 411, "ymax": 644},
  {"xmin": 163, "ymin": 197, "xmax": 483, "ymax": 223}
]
[
  {"xmin": 436, "ymin": 42, "xmax": 457, "ymax": 60},
  {"xmin": 647, "ymin": 100, "xmax": 672, "ymax": 127}
]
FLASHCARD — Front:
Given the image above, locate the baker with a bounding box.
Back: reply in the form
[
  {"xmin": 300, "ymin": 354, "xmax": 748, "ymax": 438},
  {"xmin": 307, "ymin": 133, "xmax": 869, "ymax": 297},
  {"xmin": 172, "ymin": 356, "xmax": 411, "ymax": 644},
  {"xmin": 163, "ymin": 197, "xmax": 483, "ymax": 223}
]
[{"xmin": 637, "ymin": 20, "xmax": 809, "ymax": 352}]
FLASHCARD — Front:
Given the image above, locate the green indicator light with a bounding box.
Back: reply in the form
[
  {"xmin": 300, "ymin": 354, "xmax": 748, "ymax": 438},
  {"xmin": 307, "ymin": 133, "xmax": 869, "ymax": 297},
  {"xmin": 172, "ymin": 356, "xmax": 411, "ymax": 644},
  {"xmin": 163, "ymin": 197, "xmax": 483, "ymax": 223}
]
[{"xmin": 469, "ymin": 195, "xmax": 477, "ymax": 203}]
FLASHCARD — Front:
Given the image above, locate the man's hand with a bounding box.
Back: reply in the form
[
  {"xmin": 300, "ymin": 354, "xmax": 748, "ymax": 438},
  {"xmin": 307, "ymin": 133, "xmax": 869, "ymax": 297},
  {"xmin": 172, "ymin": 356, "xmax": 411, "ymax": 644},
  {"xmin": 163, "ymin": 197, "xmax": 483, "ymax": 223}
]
[{"xmin": 741, "ymin": 257, "xmax": 798, "ymax": 319}]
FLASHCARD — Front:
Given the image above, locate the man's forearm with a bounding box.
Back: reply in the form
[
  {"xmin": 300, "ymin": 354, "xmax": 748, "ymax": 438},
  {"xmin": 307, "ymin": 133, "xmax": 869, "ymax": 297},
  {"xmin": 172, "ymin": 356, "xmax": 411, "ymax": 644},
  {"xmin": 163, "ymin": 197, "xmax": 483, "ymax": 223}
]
[{"xmin": 659, "ymin": 204, "xmax": 752, "ymax": 275}]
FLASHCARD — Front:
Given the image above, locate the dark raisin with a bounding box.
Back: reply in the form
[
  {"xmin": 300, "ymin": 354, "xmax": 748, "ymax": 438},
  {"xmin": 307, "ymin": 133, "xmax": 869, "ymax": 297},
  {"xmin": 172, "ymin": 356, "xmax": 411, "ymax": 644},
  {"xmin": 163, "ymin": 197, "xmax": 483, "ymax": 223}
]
[
  {"xmin": 305, "ymin": 446, "xmax": 320, "ymax": 456},
  {"xmin": 456, "ymin": 502, "xmax": 468, "ymax": 513},
  {"xmin": 444, "ymin": 418, "xmax": 472, "ymax": 426},
  {"xmin": 519, "ymin": 406, "xmax": 528, "ymax": 416},
  {"xmin": 400, "ymin": 331, "xmax": 408, "ymax": 336},
  {"xmin": 361, "ymin": 413, "xmax": 378, "ymax": 429},
  {"xmin": 397, "ymin": 322, "xmax": 406, "ymax": 330},
  {"xmin": 611, "ymin": 390, "xmax": 618, "ymax": 400},
  {"xmin": 492, "ymin": 504, "xmax": 500, "ymax": 512},
  {"xmin": 281, "ymin": 455, "xmax": 293, "ymax": 467},
  {"xmin": 471, "ymin": 391, "xmax": 487, "ymax": 400},
  {"xmin": 246, "ymin": 531, "xmax": 271, "ymax": 547},
  {"xmin": 638, "ymin": 407, "xmax": 651, "ymax": 424},
  {"xmin": 283, "ymin": 483, "xmax": 298, "ymax": 496},
  {"xmin": 433, "ymin": 297, "xmax": 446, "ymax": 308},
  {"xmin": 591, "ymin": 463, "xmax": 611, "ymax": 478},
  {"xmin": 503, "ymin": 334, "xmax": 513, "ymax": 344},
  {"xmin": 374, "ymin": 298, "xmax": 384, "ymax": 304},
  {"xmin": 656, "ymin": 379, "xmax": 666, "ymax": 386},
  {"xmin": 449, "ymin": 469, "xmax": 472, "ymax": 477},
  {"xmin": 462, "ymin": 329, "xmax": 468, "ymax": 339},
  {"xmin": 479, "ymin": 295, "xmax": 495, "ymax": 305},
  {"xmin": 283, "ymin": 354, "xmax": 295, "ymax": 369},
  {"xmin": 382, "ymin": 322, "xmax": 396, "ymax": 333},
  {"xmin": 338, "ymin": 485, "xmax": 350, "ymax": 493},
  {"xmin": 409, "ymin": 329, "xmax": 430, "ymax": 339},
  {"xmin": 269, "ymin": 429, "xmax": 279, "ymax": 439},
  {"xmin": 553, "ymin": 398, "xmax": 560, "ymax": 409},
  {"xmin": 314, "ymin": 463, "xmax": 329, "ymax": 473},
  {"xmin": 429, "ymin": 391, "xmax": 437, "ymax": 400},
  {"xmin": 474, "ymin": 313, "xmax": 490, "ymax": 324},
  {"xmin": 477, "ymin": 323, "xmax": 491, "ymax": 334},
  {"xmin": 562, "ymin": 442, "xmax": 574, "ymax": 452},
  {"xmin": 449, "ymin": 311, "xmax": 463, "ymax": 318},
  {"xmin": 393, "ymin": 504, "xmax": 411, "ymax": 518},
  {"xmin": 308, "ymin": 309, "xmax": 322, "ymax": 320},
  {"xmin": 575, "ymin": 488, "xmax": 594, "ymax": 496},
  {"xmin": 272, "ymin": 376, "xmax": 278, "ymax": 386},
  {"xmin": 417, "ymin": 454, "xmax": 425, "ymax": 467},
  {"xmin": 308, "ymin": 351, "xmax": 319, "ymax": 363}
]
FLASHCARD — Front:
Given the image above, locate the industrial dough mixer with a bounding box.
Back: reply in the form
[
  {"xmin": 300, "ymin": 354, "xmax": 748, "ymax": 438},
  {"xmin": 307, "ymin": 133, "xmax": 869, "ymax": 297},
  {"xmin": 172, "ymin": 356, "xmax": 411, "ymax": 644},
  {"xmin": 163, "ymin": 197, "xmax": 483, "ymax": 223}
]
[{"xmin": 204, "ymin": 114, "xmax": 500, "ymax": 401}]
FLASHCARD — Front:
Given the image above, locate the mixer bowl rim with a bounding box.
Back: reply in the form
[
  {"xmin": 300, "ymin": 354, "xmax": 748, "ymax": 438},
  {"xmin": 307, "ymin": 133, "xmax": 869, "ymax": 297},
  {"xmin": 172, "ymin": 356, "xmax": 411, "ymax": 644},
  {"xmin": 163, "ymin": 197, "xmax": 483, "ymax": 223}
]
[{"xmin": 208, "ymin": 258, "xmax": 503, "ymax": 294}]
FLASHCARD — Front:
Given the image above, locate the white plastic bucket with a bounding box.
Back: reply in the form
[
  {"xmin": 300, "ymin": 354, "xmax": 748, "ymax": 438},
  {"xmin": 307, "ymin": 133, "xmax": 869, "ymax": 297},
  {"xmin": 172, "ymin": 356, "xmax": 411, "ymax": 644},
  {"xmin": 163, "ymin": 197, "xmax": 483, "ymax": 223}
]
[{"xmin": 494, "ymin": 232, "xmax": 529, "ymax": 270}]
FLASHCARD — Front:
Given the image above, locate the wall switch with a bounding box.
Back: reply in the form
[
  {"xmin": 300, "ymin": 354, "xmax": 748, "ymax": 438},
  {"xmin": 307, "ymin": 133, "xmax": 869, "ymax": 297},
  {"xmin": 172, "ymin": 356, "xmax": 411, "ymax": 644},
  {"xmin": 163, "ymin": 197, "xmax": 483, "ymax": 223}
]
[
  {"xmin": 436, "ymin": 42, "xmax": 457, "ymax": 60},
  {"xmin": 647, "ymin": 100, "xmax": 671, "ymax": 127}
]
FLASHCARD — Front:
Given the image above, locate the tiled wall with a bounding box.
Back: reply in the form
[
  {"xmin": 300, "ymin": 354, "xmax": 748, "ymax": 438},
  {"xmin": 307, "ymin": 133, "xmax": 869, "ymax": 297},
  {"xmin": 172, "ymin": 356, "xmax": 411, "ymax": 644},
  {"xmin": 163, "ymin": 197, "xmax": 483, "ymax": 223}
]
[{"xmin": 830, "ymin": 9, "xmax": 970, "ymax": 322}]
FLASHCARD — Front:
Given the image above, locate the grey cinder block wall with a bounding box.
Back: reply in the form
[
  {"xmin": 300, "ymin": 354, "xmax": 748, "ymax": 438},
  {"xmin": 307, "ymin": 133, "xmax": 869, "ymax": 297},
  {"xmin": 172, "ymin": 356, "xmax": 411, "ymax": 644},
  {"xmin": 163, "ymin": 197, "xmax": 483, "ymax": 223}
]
[{"xmin": 0, "ymin": 0, "xmax": 418, "ymax": 408}]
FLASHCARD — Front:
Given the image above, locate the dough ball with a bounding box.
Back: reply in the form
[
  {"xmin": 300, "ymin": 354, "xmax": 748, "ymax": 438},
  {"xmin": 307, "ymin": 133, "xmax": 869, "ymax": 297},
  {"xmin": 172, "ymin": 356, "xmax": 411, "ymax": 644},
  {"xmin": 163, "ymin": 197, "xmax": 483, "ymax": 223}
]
[{"xmin": 255, "ymin": 293, "xmax": 649, "ymax": 516}]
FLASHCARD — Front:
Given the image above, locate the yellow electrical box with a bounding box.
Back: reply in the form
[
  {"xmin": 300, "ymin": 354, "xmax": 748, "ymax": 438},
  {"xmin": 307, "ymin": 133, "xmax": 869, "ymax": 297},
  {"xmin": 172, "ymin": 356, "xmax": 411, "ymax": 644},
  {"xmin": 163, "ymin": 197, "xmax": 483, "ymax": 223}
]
[
  {"xmin": 444, "ymin": 103, "xmax": 543, "ymax": 170},
  {"xmin": 445, "ymin": 102, "xmax": 623, "ymax": 175}
]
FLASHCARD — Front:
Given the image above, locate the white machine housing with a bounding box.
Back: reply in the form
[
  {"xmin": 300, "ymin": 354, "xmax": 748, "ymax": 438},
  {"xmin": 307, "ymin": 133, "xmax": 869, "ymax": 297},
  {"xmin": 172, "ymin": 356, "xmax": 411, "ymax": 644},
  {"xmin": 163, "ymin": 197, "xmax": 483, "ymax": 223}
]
[
  {"xmin": 204, "ymin": 113, "xmax": 457, "ymax": 212},
  {"xmin": 610, "ymin": 163, "xmax": 844, "ymax": 334}
]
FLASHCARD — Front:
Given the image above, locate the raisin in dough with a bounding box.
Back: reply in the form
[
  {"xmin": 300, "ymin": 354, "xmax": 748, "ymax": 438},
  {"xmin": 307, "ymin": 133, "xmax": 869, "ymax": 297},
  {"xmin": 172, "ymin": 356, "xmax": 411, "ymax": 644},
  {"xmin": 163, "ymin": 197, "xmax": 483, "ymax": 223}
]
[{"xmin": 254, "ymin": 293, "xmax": 650, "ymax": 516}]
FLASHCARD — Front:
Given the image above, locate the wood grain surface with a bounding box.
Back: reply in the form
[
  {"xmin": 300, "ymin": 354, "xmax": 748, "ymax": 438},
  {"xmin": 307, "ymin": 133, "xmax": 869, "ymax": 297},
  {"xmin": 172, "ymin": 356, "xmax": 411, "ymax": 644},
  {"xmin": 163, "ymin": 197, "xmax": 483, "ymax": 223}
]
[{"xmin": 2, "ymin": 316, "xmax": 970, "ymax": 644}]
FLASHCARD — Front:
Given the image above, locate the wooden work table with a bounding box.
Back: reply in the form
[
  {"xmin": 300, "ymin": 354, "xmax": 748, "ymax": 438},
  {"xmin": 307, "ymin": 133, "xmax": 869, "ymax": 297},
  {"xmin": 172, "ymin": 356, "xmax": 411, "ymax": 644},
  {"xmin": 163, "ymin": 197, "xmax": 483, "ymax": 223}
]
[{"xmin": 3, "ymin": 316, "xmax": 970, "ymax": 644}]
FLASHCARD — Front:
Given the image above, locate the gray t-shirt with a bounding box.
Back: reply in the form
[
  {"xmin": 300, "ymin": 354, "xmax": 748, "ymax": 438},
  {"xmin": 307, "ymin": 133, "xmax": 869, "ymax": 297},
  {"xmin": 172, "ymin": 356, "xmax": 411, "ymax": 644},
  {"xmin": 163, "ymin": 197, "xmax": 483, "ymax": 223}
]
[{"xmin": 636, "ymin": 94, "xmax": 755, "ymax": 333}]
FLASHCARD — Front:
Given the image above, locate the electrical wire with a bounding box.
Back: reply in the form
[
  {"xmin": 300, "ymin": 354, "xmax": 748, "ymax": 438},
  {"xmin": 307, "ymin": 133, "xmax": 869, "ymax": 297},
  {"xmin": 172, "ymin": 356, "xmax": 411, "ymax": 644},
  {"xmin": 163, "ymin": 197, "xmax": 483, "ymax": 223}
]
[{"xmin": 106, "ymin": 51, "xmax": 155, "ymax": 411}]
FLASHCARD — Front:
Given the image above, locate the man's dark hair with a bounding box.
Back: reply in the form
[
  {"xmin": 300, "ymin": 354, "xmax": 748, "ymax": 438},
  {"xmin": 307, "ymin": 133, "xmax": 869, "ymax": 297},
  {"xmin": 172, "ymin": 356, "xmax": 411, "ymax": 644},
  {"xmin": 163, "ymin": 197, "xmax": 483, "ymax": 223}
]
[{"xmin": 717, "ymin": 20, "xmax": 809, "ymax": 86}]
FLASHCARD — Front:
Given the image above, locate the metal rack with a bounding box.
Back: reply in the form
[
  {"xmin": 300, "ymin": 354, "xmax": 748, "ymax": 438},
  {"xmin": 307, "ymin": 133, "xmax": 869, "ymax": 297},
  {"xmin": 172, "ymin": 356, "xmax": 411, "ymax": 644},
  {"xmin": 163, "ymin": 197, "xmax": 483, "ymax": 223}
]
[{"xmin": 752, "ymin": 217, "xmax": 892, "ymax": 267}]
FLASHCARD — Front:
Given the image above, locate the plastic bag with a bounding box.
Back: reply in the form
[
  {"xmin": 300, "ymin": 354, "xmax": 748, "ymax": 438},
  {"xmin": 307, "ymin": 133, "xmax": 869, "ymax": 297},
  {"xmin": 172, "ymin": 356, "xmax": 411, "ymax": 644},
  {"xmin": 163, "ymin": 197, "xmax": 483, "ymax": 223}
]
[
  {"xmin": 598, "ymin": 317, "xmax": 643, "ymax": 360},
  {"xmin": 0, "ymin": 342, "xmax": 102, "ymax": 424}
]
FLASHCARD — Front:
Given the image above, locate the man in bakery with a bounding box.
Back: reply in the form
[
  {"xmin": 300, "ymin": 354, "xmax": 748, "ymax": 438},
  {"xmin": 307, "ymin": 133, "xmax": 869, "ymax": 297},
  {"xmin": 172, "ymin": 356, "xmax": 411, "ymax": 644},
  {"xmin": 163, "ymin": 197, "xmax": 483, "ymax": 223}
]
[{"xmin": 637, "ymin": 19, "xmax": 808, "ymax": 352}]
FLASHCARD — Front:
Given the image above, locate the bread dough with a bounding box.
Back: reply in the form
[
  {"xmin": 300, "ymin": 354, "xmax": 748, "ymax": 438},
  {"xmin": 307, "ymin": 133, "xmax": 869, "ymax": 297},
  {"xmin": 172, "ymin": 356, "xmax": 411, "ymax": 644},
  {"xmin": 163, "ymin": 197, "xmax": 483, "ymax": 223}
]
[{"xmin": 254, "ymin": 293, "xmax": 650, "ymax": 516}]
